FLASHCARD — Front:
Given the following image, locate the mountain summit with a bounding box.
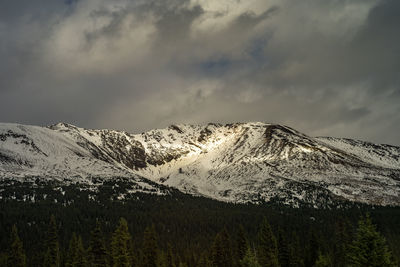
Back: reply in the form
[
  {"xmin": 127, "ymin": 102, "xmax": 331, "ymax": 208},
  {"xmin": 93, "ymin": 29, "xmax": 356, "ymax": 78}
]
[{"xmin": 1, "ymin": 122, "xmax": 399, "ymax": 206}]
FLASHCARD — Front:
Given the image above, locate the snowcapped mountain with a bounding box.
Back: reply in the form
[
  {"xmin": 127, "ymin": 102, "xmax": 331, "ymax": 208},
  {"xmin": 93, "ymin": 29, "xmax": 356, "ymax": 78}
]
[{"xmin": 0, "ymin": 122, "xmax": 399, "ymax": 206}]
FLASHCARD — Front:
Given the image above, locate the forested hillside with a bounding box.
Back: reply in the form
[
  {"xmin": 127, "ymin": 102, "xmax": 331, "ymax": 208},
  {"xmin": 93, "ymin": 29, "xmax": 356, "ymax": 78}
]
[{"xmin": 0, "ymin": 180, "xmax": 399, "ymax": 266}]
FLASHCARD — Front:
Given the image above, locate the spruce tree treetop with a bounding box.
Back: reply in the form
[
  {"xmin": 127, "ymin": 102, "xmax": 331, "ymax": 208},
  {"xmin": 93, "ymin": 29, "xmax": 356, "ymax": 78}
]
[
  {"xmin": 211, "ymin": 227, "xmax": 233, "ymax": 267},
  {"xmin": 257, "ymin": 217, "xmax": 279, "ymax": 267},
  {"xmin": 277, "ymin": 228, "xmax": 289, "ymax": 267},
  {"xmin": 43, "ymin": 215, "xmax": 60, "ymax": 267},
  {"xmin": 240, "ymin": 248, "xmax": 261, "ymax": 267},
  {"xmin": 288, "ymin": 232, "xmax": 304, "ymax": 267},
  {"xmin": 66, "ymin": 232, "xmax": 87, "ymax": 267},
  {"xmin": 8, "ymin": 225, "xmax": 26, "ymax": 267},
  {"xmin": 165, "ymin": 243, "xmax": 176, "ymax": 267},
  {"xmin": 111, "ymin": 217, "xmax": 132, "ymax": 267},
  {"xmin": 89, "ymin": 220, "xmax": 109, "ymax": 267},
  {"xmin": 347, "ymin": 214, "xmax": 396, "ymax": 267},
  {"xmin": 142, "ymin": 225, "xmax": 159, "ymax": 267},
  {"xmin": 66, "ymin": 233, "xmax": 78, "ymax": 267},
  {"xmin": 236, "ymin": 225, "xmax": 249, "ymax": 263}
]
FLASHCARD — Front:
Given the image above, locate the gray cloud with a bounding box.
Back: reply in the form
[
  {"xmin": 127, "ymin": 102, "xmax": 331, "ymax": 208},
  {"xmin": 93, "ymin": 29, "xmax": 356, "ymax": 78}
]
[{"xmin": 0, "ymin": 0, "xmax": 399, "ymax": 145}]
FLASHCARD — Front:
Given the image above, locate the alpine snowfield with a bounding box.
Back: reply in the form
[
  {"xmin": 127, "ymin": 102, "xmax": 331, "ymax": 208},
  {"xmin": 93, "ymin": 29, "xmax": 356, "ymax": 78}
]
[{"xmin": 0, "ymin": 122, "xmax": 399, "ymax": 206}]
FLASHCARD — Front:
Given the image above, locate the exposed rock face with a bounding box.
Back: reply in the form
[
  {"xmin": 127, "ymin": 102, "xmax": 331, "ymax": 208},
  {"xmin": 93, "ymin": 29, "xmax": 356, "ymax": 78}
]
[{"xmin": 0, "ymin": 122, "xmax": 399, "ymax": 207}]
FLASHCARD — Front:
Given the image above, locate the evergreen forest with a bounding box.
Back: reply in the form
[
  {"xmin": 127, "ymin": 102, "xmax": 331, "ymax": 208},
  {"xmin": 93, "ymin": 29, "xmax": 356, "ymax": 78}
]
[{"xmin": 0, "ymin": 180, "xmax": 399, "ymax": 267}]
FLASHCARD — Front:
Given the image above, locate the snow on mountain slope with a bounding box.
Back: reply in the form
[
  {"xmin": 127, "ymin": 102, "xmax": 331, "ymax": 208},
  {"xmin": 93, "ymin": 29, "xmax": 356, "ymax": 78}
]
[
  {"xmin": 0, "ymin": 122, "xmax": 399, "ymax": 206},
  {"xmin": 0, "ymin": 123, "xmax": 167, "ymax": 196},
  {"xmin": 317, "ymin": 137, "xmax": 400, "ymax": 169},
  {"xmin": 130, "ymin": 123, "xmax": 400, "ymax": 206},
  {"xmin": 0, "ymin": 123, "xmax": 132, "ymax": 179}
]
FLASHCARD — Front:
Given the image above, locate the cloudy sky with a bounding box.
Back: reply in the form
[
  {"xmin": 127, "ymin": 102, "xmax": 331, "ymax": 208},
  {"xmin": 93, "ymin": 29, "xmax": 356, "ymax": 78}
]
[{"xmin": 0, "ymin": 0, "xmax": 399, "ymax": 145}]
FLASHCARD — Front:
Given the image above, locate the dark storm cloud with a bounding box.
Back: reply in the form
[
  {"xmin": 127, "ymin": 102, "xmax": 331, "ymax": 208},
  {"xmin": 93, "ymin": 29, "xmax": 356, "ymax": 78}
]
[
  {"xmin": 0, "ymin": 0, "xmax": 399, "ymax": 145},
  {"xmin": 0, "ymin": 0, "xmax": 65, "ymax": 21},
  {"xmin": 233, "ymin": 6, "xmax": 279, "ymax": 29},
  {"xmin": 349, "ymin": 0, "xmax": 400, "ymax": 90}
]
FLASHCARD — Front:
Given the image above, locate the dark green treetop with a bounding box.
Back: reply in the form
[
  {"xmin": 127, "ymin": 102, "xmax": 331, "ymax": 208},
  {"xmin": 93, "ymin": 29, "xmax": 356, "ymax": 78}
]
[
  {"xmin": 7, "ymin": 225, "xmax": 26, "ymax": 267},
  {"xmin": 347, "ymin": 214, "xmax": 396, "ymax": 267}
]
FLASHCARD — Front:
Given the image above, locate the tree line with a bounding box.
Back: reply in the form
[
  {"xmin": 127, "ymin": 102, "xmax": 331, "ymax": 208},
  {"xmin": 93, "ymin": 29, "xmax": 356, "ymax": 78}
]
[
  {"xmin": 1, "ymin": 214, "xmax": 397, "ymax": 267},
  {"xmin": 1, "ymin": 181, "xmax": 400, "ymax": 266}
]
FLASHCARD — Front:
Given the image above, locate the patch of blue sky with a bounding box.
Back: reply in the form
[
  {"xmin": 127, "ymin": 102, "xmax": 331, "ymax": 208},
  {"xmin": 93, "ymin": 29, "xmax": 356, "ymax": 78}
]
[
  {"xmin": 65, "ymin": 0, "xmax": 79, "ymax": 6},
  {"xmin": 196, "ymin": 36, "xmax": 269, "ymax": 77},
  {"xmin": 246, "ymin": 36, "xmax": 269, "ymax": 65},
  {"xmin": 198, "ymin": 57, "xmax": 232, "ymax": 76}
]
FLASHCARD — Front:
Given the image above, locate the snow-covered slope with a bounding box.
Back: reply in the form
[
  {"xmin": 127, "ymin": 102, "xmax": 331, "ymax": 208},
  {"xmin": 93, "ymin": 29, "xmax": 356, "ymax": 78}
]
[
  {"xmin": 0, "ymin": 123, "xmax": 165, "ymax": 195},
  {"xmin": 0, "ymin": 122, "xmax": 399, "ymax": 206}
]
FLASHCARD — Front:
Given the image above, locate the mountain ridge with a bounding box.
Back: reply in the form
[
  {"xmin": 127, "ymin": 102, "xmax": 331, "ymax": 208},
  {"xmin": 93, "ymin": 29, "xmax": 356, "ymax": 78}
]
[{"xmin": 0, "ymin": 121, "xmax": 399, "ymax": 207}]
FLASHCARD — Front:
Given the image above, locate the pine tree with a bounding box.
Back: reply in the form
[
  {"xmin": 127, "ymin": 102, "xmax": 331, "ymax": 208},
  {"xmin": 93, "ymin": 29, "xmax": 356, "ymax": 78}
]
[
  {"xmin": 165, "ymin": 243, "xmax": 175, "ymax": 267},
  {"xmin": 111, "ymin": 218, "xmax": 132, "ymax": 267},
  {"xmin": 88, "ymin": 221, "xmax": 109, "ymax": 267},
  {"xmin": 196, "ymin": 252, "xmax": 210, "ymax": 267},
  {"xmin": 314, "ymin": 253, "xmax": 331, "ymax": 267},
  {"xmin": 305, "ymin": 231, "xmax": 319, "ymax": 267},
  {"xmin": 236, "ymin": 225, "xmax": 249, "ymax": 263},
  {"xmin": 240, "ymin": 248, "xmax": 261, "ymax": 267},
  {"xmin": 277, "ymin": 228, "xmax": 289, "ymax": 267},
  {"xmin": 66, "ymin": 233, "xmax": 77, "ymax": 267},
  {"xmin": 157, "ymin": 251, "xmax": 167, "ymax": 267},
  {"xmin": 43, "ymin": 215, "xmax": 60, "ymax": 267},
  {"xmin": 347, "ymin": 215, "xmax": 396, "ymax": 267},
  {"xmin": 210, "ymin": 228, "xmax": 233, "ymax": 267},
  {"xmin": 142, "ymin": 225, "xmax": 158, "ymax": 267},
  {"xmin": 288, "ymin": 232, "xmax": 304, "ymax": 267},
  {"xmin": 332, "ymin": 219, "xmax": 352, "ymax": 267},
  {"xmin": 7, "ymin": 225, "xmax": 26, "ymax": 267},
  {"xmin": 0, "ymin": 253, "xmax": 8, "ymax": 267},
  {"xmin": 77, "ymin": 235, "xmax": 88, "ymax": 266},
  {"xmin": 66, "ymin": 233, "xmax": 87, "ymax": 267},
  {"xmin": 257, "ymin": 218, "xmax": 279, "ymax": 267}
]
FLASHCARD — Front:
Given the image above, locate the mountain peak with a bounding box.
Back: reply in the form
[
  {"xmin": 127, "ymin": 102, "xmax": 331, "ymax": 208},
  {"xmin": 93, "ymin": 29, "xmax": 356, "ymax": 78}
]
[
  {"xmin": 48, "ymin": 122, "xmax": 79, "ymax": 130},
  {"xmin": 1, "ymin": 122, "xmax": 399, "ymax": 207}
]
